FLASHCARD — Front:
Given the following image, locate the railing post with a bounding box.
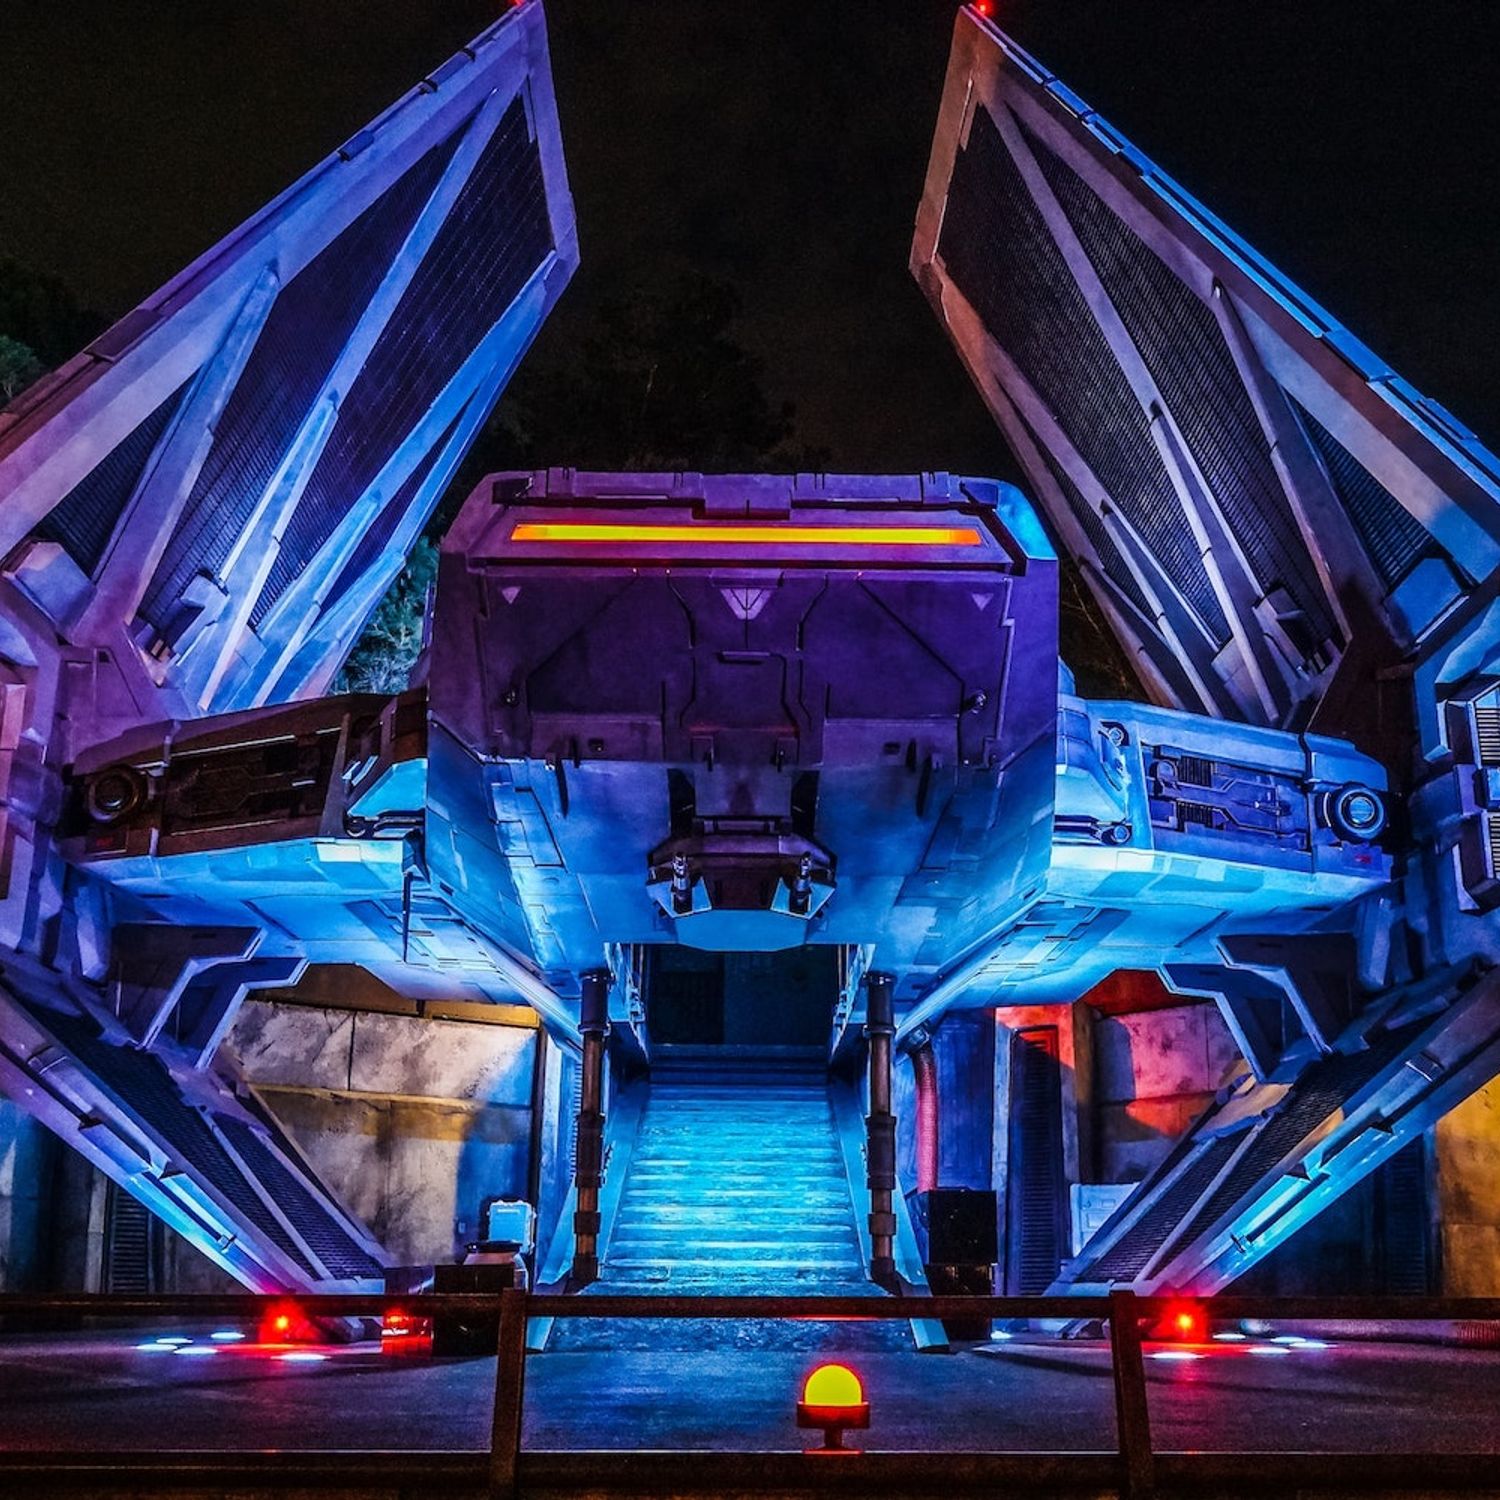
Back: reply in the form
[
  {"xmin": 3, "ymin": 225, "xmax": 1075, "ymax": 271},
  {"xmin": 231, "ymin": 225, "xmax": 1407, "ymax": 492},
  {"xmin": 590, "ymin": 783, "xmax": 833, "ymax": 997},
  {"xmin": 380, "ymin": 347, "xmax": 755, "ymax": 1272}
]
[
  {"xmin": 865, "ymin": 970, "xmax": 897, "ymax": 1288},
  {"xmin": 488, "ymin": 1288, "xmax": 529, "ymax": 1500},
  {"xmin": 571, "ymin": 967, "xmax": 611, "ymax": 1286},
  {"xmin": 1107, "ymin": 1288, "xmax": 1155, "ymax": 1500}
]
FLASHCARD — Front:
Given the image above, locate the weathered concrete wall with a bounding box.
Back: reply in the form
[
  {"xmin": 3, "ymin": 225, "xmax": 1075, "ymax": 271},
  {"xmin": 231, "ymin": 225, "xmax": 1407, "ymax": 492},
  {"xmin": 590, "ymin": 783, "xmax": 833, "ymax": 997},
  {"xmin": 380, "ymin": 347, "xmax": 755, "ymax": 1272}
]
[
  {"xmin": 0, "ymin": 1095, "xmax": 58, "ymax": 1290},
  {"xmin": 227, "ymin": 1001, "xmax": 537, "ymax": 1266},
  {"xmin": 1091, "ymin": 1002, "xmax": 1239, "ymax": 1182},
  {"xmin": 1435, "ymin": 1075, "xmax": 1500, "ymax": 1295}
]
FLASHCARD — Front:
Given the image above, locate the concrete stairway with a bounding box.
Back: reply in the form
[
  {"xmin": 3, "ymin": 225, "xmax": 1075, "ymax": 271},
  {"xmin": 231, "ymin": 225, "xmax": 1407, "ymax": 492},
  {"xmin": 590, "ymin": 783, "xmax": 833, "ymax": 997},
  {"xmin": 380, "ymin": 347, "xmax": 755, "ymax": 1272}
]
[
  {"xmin": 552, "ymin": 1047, "xmax": 905, "ymax": 1351},
  {"xmin": 606, "ymin": 1048, "xmax": 866, "ymax": 1288}
]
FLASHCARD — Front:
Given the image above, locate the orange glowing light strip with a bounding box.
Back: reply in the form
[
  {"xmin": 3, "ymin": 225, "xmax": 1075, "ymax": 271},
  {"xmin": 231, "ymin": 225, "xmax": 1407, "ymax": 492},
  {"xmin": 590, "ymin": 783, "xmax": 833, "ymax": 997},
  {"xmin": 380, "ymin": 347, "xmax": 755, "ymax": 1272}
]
[{"xmin": 509, "ymin": 522, "xmax": 984, "ymax": 547}]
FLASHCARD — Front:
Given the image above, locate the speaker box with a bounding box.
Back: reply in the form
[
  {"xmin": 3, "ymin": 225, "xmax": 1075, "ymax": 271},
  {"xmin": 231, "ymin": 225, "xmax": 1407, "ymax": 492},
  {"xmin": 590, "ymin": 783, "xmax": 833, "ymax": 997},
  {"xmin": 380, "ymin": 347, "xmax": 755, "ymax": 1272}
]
[
  {"xmin": 919, "ymin": 1188, "xmax": 998, "ymax": 1264},
  {"xmin": 923, "ymin": 1262, "xmax": 994, "ymax": 1341}
]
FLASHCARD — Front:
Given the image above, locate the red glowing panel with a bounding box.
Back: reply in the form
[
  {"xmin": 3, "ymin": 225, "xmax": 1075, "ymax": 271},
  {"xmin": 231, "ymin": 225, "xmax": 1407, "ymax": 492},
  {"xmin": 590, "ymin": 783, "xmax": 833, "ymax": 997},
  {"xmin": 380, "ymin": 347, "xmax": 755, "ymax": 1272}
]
[{"xmin": 508, "ymin": 522, "xmax": 984, "ymax": 548}]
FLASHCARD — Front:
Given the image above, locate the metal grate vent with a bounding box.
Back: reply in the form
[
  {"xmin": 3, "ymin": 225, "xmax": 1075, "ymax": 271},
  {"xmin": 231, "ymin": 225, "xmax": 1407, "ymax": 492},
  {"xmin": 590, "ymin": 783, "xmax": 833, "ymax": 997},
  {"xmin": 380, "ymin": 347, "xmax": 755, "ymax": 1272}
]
[
  {"xmin": 1473, "ymin": 704, "xmax": 1500, "ymax": 766},
  {"xmin": 937, "ymin": 105, "xmax": 1230, "ymax": 647},
  {"xmin": 1290, "ymin": 397, "xmax": 1437, "ymax": 591},
  {"xmin": 1023, "ymin": 122, "xmax": 1337, "ymax": 658},
  {"xmin": 34, "ymin": 382, "xmax": 190, "ymax": 575},
  {"xmin": 252, "ymin": 98, "xmax": 551, "ymax": 629}
]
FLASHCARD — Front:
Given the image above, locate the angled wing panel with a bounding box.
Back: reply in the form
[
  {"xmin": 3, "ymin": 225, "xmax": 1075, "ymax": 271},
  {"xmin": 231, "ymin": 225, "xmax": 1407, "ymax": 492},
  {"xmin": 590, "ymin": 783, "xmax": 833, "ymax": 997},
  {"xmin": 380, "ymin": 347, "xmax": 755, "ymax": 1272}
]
[
  {"xmin": 0, "ymin": 0, "xmax": 576, "ymax": 717},
  {"xmin": 914, "ymin": 8, "xmax": 1500, "ymax": 738}
]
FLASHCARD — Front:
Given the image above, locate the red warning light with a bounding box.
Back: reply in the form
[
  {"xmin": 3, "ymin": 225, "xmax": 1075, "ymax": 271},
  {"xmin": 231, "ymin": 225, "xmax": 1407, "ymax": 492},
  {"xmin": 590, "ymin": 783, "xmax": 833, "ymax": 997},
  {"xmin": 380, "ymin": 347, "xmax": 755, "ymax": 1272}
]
[
  {"xmin": 380, "ymin": 1305, "xmax": 434, "ymax": 1357},
  {"xmin": 974, "ymin": 1, "xmax": 995, "ymax": 17},
  {"xmin": 1160, "ymin": 1301, "xmax": 1206, "ymax": 1343},
  {"xmin": 259, "ymin": 1299, "xmax": 318, "ymax": 1345}
]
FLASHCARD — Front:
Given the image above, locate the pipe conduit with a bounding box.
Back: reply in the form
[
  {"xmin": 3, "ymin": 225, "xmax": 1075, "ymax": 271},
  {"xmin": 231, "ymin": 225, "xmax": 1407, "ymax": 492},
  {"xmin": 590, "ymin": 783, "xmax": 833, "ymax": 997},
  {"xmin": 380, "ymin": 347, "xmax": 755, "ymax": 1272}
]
[{"xmin": 912, "ymin": 1038, "xmax": 939, "ymax": 1194}]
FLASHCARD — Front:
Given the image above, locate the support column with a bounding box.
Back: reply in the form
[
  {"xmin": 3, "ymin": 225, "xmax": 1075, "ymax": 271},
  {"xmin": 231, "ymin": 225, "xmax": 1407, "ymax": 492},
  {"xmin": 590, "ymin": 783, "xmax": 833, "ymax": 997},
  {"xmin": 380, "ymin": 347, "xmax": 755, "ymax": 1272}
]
[
  {"xmin": 570, "ymin": 968, "xmax": 611, "ymax": 1287},
  {"xmin": 865, "ymin": 970, "xmax": 897, "ymax": 1289}
]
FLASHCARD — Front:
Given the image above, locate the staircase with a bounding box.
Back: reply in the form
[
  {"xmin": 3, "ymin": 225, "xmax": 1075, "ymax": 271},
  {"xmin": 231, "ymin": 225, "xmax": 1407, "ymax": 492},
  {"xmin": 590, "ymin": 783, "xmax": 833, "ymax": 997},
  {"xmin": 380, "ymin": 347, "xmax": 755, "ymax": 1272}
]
[
  {"xmin": 608, "ymin": 1048, "xmax": 867, "ymax": 1288},
  {"xmin": 552, "ymin": 1047, "xmax": 903, "ymax": 1351}
]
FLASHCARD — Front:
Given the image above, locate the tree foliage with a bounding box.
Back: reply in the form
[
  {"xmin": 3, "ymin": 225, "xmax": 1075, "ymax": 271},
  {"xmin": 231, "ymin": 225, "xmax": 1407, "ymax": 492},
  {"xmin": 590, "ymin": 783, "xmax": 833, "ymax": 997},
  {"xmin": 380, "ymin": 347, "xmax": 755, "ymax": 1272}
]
[
  {"xmin": 494, "ymin": 275, "xmax": 799, "ymax": 474},
  {"xmin": 0, "ymin": 257, "xmax": 103, "ymax": 369},
  {"xmin": 0, "ymin": 335, "xmax": 44, "ymax": 404},
  {"xmin": 334, "ymin": 537, "xmax": 439, "ymax": 694}
]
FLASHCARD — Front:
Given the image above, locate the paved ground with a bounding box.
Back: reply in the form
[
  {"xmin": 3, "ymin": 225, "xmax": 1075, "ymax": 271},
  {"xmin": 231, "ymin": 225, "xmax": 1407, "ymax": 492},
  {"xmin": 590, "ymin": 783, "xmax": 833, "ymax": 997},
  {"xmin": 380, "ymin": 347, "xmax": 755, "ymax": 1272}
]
[{"xmin": 1, "ymin": 1324, "xmax": 1498, "ymax": 1456}]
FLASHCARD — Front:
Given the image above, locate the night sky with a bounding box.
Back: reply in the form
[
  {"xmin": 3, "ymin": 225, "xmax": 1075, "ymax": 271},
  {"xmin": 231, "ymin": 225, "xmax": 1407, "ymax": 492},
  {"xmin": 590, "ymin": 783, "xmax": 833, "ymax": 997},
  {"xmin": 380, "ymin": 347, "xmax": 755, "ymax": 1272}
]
[{"xmin": 2, "ymin": 1, "xmax": 1498, "ymax": 479}]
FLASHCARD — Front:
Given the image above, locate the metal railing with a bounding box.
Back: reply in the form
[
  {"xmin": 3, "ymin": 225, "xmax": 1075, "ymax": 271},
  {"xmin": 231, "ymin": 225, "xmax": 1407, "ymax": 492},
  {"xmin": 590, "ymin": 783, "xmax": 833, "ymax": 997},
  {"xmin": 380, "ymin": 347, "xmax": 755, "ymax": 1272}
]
[{"xmin": 1, "ymin": 1290, "xmax": 1499, "ymax": 1497}]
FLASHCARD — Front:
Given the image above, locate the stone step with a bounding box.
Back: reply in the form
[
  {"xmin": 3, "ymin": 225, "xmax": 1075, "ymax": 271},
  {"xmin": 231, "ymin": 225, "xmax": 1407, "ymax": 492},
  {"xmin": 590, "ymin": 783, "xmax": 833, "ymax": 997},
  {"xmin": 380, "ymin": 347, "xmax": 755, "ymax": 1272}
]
[
  {"xmin": 619, "ymin": 1196, "xmax": 854, "ymax": 1212},
  {"xmin": 615, "ymin": 1205, "xmax": 853, "ymax": 1223},
  {"xmin": 607, "ymin": 1252, "xmax": 864, "ymax": 1267}
]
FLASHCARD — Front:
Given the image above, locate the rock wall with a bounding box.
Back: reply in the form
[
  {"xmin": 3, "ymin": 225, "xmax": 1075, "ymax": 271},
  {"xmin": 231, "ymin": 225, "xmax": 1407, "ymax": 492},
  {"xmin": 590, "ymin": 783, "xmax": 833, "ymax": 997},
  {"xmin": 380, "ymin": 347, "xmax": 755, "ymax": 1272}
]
[
  {"xmin": 1435, "ymin": 1075, "xmax": 1500, "ymax": 1295},
  {"xmin": 226, "ymin": 1001, "xmax": 538, "ymax": 1266},
  {"xmin": 1091, "ymin": 1003, "xmax": 1240, "ymax": 1182}
]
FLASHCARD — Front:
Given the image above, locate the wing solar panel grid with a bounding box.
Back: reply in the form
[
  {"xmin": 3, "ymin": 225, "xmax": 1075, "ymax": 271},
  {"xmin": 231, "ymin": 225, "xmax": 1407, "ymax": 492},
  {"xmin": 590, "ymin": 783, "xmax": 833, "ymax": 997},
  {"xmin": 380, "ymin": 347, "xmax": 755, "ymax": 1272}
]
[
  {"xmin": 1022, "ymin": 128, "xmax": 1339, "ymax": 655},
  {"xmin": 32, "ymin": 382, "xmax": 190, "ymax": 575},
  {"xmin": 1166, "ymin": 1022, "xmax": 1421, "ymax": 1260},
  {"xmin": 25, "ymin": 1006, "xmax": 316, "ymax": 1275},
  {"xmin": 218, "ymin": 1116, "xmax": 382, "ymax": 1280},
  {"xmin": 1290, "ymin": 396, "xmax": 1437, "ymax": 590},
  {"xmin": 321, "ymin": 410, "xmax": 463, "ymax": 612},
  {"xmin": 1027, "ymin": 420, "xmax": 1154, "ymax": 618},
  {"xmin": 1076, "ymin": 1131, "xmax": 1239, "ymax": 1282},
  {"xmin": 938, "ymin": 106, "xmax": 1231, "ymax": 647},
  {"xmin": 251, "ymin": 99, "xmax": 551, "ymax": 630},
  {"xmin": 137, "ymin": 128, "xmax": 466, "ymax": 637}
]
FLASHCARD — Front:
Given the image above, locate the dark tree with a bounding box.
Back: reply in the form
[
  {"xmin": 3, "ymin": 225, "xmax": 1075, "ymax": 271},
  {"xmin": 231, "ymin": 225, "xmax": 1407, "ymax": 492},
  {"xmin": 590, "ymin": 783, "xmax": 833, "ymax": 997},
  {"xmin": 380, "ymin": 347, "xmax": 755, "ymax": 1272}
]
[
  {"xmin": 0, "ymin": 258, "xmax": 104, "ymax": 371},
  {"xmin": 493, "ymin": 275, "xmax": 798, "ymax": 474}
]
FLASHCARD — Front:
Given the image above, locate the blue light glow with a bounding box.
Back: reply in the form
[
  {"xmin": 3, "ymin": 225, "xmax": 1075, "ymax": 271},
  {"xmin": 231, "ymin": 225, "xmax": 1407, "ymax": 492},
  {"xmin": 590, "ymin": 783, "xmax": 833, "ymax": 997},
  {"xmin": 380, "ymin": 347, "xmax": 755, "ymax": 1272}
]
[
  {"xmin": 278, "ymin": 1351, "xmax": 329, "ymax": 1363},
  {"xmin": 1152, "ymin": 1349, "xmax": 1201, "ymax": 1362},
  {"xmin": 1213, "ymin": 1332, "xmax": 1247, "ymax": 1342},
  {"xmin": 153, "ymin": 1336, "xmax": 191, "ymax": 1346},
  {"xmin": 210, "ymin": 1330, "xmax": 246, "ymax": 1342},
  {"xmin": 1249, "ymin": 1345, "xmax": 1292, "ymax": 1356},
  {"xmin": 173, "ymin": 1345, "xmax": 218, "ymax": 1357}
]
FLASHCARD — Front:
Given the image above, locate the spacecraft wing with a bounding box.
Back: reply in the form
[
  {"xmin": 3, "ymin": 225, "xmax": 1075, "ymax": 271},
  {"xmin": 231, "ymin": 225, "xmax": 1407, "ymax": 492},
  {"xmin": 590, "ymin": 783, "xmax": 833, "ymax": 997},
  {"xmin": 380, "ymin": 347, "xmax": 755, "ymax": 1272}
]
[
  {"xmin": 0, "ymin": 0, "xmax": 576, "ymax": 718},
  {"xmin": 913, "ymin": 8, "xmax": 1500, "ymax": 749}
]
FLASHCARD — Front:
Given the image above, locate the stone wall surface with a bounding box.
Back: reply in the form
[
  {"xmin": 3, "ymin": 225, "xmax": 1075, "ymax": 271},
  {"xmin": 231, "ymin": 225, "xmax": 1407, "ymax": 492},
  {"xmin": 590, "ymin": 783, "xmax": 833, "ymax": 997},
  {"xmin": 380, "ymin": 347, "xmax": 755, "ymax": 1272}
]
[
  {"xmin": 226, "ymin": 1001, "xmax": 537, "ymax": 1266},
  {"xmin": 1436, "ymin": 1075, "xmax": 1500, "ymax": 1296},
  {"xmin": 1093, "ymin": 1003, "xmax": 1239, "ymax": 1182}
]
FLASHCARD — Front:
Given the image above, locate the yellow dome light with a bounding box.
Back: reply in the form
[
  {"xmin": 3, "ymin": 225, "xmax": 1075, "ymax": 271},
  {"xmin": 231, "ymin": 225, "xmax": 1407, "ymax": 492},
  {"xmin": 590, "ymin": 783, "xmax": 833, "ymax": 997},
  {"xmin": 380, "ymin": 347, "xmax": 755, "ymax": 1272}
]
[
  {"xmin": 796, "ymin": 1362, "xmax": 871, "ymax": 1455},
  {"xmin": 802, "ymin": 1363, "xmax": 863, "ymax": 1408}
]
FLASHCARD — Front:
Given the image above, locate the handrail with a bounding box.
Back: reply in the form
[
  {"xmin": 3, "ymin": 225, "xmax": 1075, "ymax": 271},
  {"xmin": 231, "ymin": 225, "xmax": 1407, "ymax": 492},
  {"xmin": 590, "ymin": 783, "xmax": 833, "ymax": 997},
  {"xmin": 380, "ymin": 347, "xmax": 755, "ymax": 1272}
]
[
  {"xmin": 1, "ymin": 1288, "xmax": 1498, "ymax": 1500},
  {"xmin": 4, "ymin": 1290, "xmax": 1500, "ymax": 1319}
]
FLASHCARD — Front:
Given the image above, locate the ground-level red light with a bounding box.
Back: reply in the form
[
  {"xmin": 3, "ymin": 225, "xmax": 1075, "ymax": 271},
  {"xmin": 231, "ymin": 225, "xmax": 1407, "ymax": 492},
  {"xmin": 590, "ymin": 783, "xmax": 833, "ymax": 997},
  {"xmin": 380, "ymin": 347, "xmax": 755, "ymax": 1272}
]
[
  {"xmin": 974, "ymin": 1, "xmax": 995, "ymax": 18},
  {"xmin": 380, "ymin": 1305, "xmax": 433, "ymax": 1357},
  {"xmin": 259, "ymin": 1299, "xmax": 318, "ymax": 1345},
  {"xmin": 797, "ymin": 1363, "xmax": 870, "ymax": 1455},
  {"xmin": 1159, "ymin": 1301, "xmax": 1206, "ymax": 1343}
]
